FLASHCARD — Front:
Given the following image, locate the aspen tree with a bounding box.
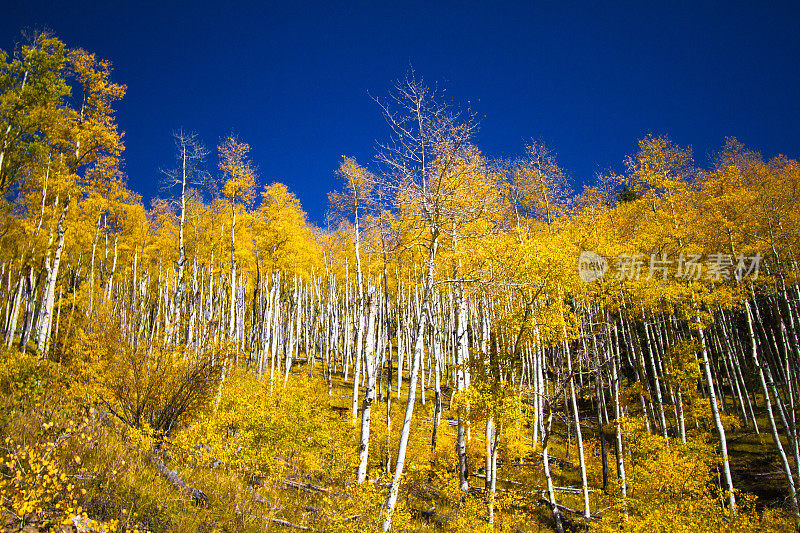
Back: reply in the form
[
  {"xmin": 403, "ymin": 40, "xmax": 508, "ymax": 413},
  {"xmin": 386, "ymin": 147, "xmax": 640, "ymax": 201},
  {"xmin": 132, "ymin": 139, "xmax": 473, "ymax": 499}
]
[
  {"xmin": 219, "ymin": 135, "xmax": 257, "ymax": 342},
  {"xmin": 330, "ymin": 157, "xmax": 374, "ymax": 424},
  {"xmin": 0, "ymin": 32, "xmax": 70, "ymax": 195},
  {"xmin": 33, "ymin": 47, "xmax": 125, "ymax": 352},
  {"xmin": 356, "ymin": 286, "xmax": 379, "ymax": 482},
  {"xmin": 372, "ymin": 72, "xmax": 478, "ymax": 530},
  {"xmin": 161, "ymin": 131, "xmax": 208, "ymax": 341}
]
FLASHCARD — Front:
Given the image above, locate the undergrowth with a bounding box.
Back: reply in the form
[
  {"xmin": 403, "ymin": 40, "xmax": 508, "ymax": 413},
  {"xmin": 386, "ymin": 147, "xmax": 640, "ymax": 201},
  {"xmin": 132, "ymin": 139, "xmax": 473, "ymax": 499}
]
[{"xmin": 0, "ymin": 337, "xmax": 794, "ymax": 532}]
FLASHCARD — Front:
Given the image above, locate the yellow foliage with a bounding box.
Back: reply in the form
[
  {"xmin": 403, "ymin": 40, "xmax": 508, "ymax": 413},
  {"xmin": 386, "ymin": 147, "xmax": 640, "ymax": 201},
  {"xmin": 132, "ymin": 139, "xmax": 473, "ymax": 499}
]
[
  {"xmin": 594, "ymin": 415, "xmax": 793, "ymax": 532},
  {"xmin": 173, "ymin": 370, "xmax": 348, "ymax": 479}
]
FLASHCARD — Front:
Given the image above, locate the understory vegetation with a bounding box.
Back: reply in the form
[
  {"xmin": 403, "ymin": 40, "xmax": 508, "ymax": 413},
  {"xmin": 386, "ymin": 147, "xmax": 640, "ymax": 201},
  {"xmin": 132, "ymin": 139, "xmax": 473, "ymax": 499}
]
[
  {"xmin": 0, "ymin": 326, "xmax": 795, "ymax": 532},
  {"xmin": 1, "ymin": 31, "xmax": 800, "ymax": 532}
]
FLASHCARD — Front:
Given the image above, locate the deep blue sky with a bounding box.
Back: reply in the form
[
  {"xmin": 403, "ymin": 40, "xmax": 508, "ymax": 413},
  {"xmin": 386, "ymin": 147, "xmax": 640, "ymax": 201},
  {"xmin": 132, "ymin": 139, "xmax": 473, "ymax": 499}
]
[{"xmin": 3, "ymin": 1, "xmax": 799, "ymax": 224}]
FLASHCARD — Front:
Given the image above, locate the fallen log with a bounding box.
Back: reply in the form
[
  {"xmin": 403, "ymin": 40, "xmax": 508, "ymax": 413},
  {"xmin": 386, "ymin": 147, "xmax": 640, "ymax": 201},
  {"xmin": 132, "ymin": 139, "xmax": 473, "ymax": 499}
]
[
  {"xmin": 550, "ymin": 486, "xmax": 594, "ymax": 494},
  {"xmin": 532, "ymin": 452, "xmax": 575, "ymax": 469},
  {"xmin": 727, "ymin": 431, "xmax": 757, "ymax": 443},
  {"xmin": 267, "ymin": 517, "xmax": 317, "ymax": 531},
  {"xmin": 246, "ymin": 485, "xmax": 274, "ymax": 507},
  {"xmin": 278, "ymin": 479, "xmax": 329, "ymax": 493},
  {"xmin": 537, "ymin": 498, "xmax": 580, "ymax": 515},
  {"xmin": 150, "ymin": 455, "xmax": 209, "ymax": 506}
]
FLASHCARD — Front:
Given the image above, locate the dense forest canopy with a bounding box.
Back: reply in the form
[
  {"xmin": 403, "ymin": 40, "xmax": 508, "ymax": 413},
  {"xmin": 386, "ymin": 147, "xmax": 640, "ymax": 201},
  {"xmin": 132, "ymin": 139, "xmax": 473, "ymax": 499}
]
[{"xmin": 1, "ymin": 32, "xmax": 800, "ymax": 533}]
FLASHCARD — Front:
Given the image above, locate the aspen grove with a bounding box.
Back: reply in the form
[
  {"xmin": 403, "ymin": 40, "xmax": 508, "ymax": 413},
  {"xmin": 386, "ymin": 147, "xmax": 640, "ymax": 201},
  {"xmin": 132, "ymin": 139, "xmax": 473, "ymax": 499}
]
[{"xmin": 2, "ymin": 33, "xmax": 800, "ymax": 532}]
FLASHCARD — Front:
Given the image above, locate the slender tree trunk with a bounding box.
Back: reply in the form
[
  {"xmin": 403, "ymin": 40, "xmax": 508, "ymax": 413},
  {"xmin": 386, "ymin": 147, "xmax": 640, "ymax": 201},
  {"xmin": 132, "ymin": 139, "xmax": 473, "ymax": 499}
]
[
  {"xmin": 36, "ymin": 203, "xmax": 68, "ymax": 353},
  {"xmin": 565, "ymin": 335, "xmax": 591, "ymax": 521},
  {"xmin": 357, "ymin": 289, "xmax": 379, "ymax": 482},
  {"xmin": 611, "ymin": 321, "xmax": 628, "ymax": 518},
  {"xmin": 697, "ymin": 312, "xmax": 736, "ymax": 514},
  {"xmin": 383, "ymin": 234, "xmax": 438, "ymax": 531},
  {"xmin": 488, "ymin": 419, "xmax": 500, "ymax": 527},
  {"xmin": 543, "ymin": 399, "xmax": 565, "ymax": 533},
  {"xmin": 4, "ymin": 275, "xmax": 23, "ymax": 347},
  {"xmin": 746, "ymin": 298, "xmax": 799, "ymax": 521},
  {"xmin": 455, "ymin": 287, "xmax": 470, "ymax": 492}
]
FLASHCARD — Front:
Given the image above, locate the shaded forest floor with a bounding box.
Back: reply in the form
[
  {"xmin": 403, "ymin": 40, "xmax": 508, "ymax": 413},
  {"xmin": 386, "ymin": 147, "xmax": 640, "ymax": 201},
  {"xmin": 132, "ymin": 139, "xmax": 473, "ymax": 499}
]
[{"xmin": 728, "ymin": 423, "xmax": 794, "ymax": 510}]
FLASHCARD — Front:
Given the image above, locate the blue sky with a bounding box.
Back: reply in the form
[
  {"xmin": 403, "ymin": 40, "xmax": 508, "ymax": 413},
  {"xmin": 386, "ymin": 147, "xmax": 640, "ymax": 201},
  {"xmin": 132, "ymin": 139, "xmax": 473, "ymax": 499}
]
[{"xmin": 3, "ymin": 1, "xmax": 799, "ymax": 224}]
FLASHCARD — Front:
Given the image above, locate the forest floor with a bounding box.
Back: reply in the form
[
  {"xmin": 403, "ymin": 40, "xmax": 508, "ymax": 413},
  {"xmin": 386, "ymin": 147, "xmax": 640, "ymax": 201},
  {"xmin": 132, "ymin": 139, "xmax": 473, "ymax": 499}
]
[
  {"xmin": 1, "ymin": 352, "xmax": 795, "ymax": 532},
  {"xmin": 727, "ymin": 420, "xmax": 793, "ymax": 510}
]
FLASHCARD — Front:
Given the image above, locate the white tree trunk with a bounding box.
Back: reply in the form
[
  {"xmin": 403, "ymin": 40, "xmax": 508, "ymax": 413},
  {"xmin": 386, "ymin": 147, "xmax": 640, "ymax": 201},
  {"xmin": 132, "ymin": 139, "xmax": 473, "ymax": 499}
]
[
  {"xmin": 383, "ymin": 236, "xmax": 437, "ymax": 531},
  {"xmin": 357, "ymin": 288, "xmax": 378, "ymax": 482},
  {"xmin": 696, "ymin": 313, "xmax": 736, "ymax": 513},
  {"xmin": 36, "ymin": 204, "xmax": 67, "ymax": 353}
]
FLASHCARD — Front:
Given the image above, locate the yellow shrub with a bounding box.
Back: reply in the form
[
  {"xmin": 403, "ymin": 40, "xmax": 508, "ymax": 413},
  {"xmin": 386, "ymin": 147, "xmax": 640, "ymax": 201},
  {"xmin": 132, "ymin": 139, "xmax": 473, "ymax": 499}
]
[{"xmin": 593, "ymin": 415, "xmax": 794, "ymax": 532}]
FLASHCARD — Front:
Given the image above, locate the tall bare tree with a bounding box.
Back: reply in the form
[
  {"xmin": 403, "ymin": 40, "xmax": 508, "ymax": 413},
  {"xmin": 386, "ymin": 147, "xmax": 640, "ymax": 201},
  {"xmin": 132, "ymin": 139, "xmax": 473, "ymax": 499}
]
[
  {"xmin": 372, "ymin": 71, "xmax": 479, "ymax": 530},
  {"xmin": 161, "ymin": 130, "xmax": 209, "ymax": 342}
]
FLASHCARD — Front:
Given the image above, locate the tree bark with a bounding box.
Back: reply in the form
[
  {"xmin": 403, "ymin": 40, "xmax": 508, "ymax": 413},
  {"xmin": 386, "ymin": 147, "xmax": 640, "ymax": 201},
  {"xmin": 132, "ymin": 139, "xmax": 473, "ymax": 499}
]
[{"xmin": 357, "ymin": 288, "xmax": 379, "ymax": 482}]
